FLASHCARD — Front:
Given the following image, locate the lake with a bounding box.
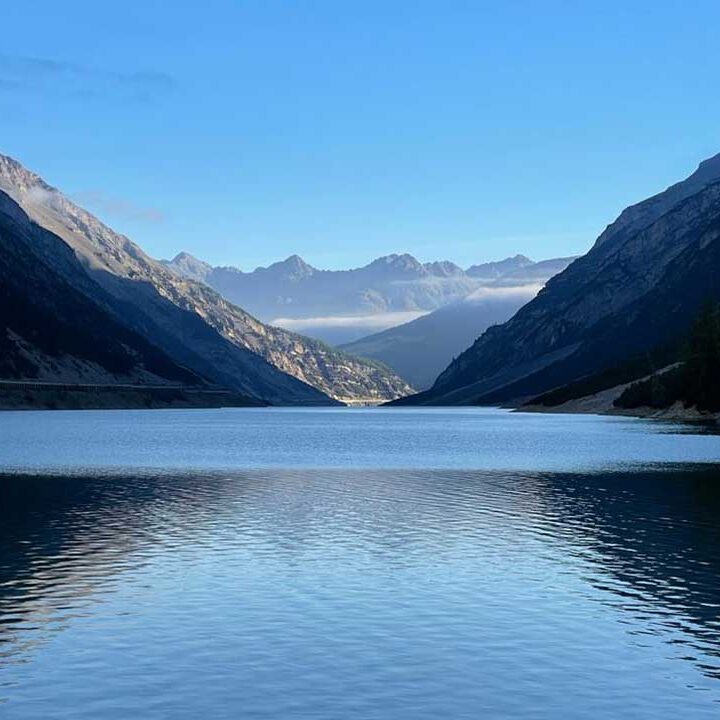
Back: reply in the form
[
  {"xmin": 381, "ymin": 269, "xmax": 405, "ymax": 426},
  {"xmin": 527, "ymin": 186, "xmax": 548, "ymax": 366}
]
[{"xmin": 1, "ymin": 407, "xmax": 719, "ymax": 719}]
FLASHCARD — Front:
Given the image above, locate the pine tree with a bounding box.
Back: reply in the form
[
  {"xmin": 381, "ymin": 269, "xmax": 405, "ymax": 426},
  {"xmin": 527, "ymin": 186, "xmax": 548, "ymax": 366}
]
[{"xmin": 684, "ymin": 302, "xmax": 720, "ymax": 411}]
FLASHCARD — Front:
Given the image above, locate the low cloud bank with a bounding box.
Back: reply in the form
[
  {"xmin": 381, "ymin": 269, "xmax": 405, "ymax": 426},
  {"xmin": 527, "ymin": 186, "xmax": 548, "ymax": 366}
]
[
  {"xmin": 272, "ymin": 311, "xmax": 428, "ymax": 332},
  {"xmin": 271, "ymin": 311, "xmax": 430, "ymax": 345},
  {"xmin": 463, "ymin": 283, "xmax": 544, "ymax": 304}
]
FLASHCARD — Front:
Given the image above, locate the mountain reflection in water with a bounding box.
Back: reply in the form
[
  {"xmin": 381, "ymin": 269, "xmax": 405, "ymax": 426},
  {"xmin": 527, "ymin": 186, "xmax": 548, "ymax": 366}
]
[{"xmin": 1, "ymin": 465, "xmax": 719, "ymax": 719}]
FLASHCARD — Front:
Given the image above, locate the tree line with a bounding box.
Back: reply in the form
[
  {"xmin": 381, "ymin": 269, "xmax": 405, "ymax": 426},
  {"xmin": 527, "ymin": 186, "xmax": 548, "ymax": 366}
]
[{"xmin": 616, "ymin": 302, "xmax": 720, "ymax": 412}]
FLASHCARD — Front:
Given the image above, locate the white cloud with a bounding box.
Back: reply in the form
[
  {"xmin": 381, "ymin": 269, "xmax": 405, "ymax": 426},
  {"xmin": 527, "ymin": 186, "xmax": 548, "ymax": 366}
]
[
  {"xmin": 25, "ymin": 185, "xmax": 56, "ymax": 207},
  {"xmin": 463, "ymin": 283, "xmax": 544, "ymax": 303},
  {"xmin": 272, "ymin": 311, "xmax": 428, "ymax": 332}
]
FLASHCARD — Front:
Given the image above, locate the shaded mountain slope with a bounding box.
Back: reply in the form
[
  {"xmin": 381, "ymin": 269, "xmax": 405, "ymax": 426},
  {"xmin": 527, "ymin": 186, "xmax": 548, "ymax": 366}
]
[
  {"xmin": 341, "ymin": 287, "xmax": 542, "ymax": 390},
  {"xmin": 615, "ymin": 303, "xmax": 720, "ymax": 413},
  {"xmin": 0, "ymin": 189, "xmax": 208, "ymax": 389},
  {"xmin": 342, "ymin": 257, "xmax": 575, "ymax": 390},
  {"xmin": 394, "ymin": 154, "xmax": 720, "ymax": 406},
  {"xmin": 0, "ymin": 154, "xmax": 411, "ymax": 404}
]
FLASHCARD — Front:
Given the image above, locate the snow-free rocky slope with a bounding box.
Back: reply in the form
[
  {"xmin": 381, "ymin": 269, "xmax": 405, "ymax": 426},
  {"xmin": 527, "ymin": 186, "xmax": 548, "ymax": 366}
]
[
  {"xmin": 394, "ymin": 153, "xmax": 720, "ymax": 406},
  {"xmin": 163, "ymin": 252, "xmax": 548, "ymax": 322},
  {"xmin": 0, "ymin": 154, "xmax": 412, "ymax": 405},
  {"xmin": 0, "ymin": 188, "xmax": 213, "ymax": 390},
  {"xmin": 341, "ymin": 257, "xmax": 575, "ymax": 390}
]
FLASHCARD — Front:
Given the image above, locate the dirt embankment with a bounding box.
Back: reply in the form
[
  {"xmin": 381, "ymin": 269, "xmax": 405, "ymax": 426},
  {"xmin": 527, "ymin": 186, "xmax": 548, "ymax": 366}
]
[{"xmin": 522, "ymin": 388, "xmax": 719, "ymax": 423}]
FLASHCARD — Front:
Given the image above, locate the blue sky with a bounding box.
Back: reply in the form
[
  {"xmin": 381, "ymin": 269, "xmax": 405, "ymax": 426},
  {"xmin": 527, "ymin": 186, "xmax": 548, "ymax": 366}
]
[{"xmin": 1, "ymin": 1, "xmax": 719, "ymax": 270}]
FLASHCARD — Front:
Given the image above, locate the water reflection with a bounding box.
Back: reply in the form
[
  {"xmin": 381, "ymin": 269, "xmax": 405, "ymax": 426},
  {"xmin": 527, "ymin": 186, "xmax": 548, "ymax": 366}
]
[
  {"xmin": 0, "ymin": 474, "xmax": 235, "ymax": 667},
  {"xmin": 533, "ymin": 466, "xmax": 720, "ymax": 678},
  {"xmin": 1, "ymin": 466, "xmax": 720, "ymax": 717}
]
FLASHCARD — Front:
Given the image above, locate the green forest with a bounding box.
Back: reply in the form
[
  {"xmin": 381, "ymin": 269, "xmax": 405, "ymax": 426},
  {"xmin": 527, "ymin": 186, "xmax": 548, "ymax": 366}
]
[{"xmin": 616, "ymin": 303, "xmax": 720, "ymax": 412}]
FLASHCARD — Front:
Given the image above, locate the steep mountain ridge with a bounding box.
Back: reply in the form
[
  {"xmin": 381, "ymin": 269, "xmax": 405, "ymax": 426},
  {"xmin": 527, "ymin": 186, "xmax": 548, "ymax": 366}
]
[
  {"xmin": 466, "ymin": 254, "xmax": 534, "ymax": 279},
  {"xmin": 168, "ymin": 251, "xmax": 213, "ymax": 283},
  {"xmin": 0, "ymin": 188, "xmax": 231, "ymax": 395},
  {"xmin": 0, "ymin": 154, "xmax": 412, "ymax": 404},
  {"xmin": 593, "ymin": 152, "xmax": 720, "ymax": 251},
  {"xmin": 163, "ymin": 250, "xmax": 555, "ymax": 324},
  {"xmin": 395, "ymin": 155, "xmax": 720, "ymax": 406}
]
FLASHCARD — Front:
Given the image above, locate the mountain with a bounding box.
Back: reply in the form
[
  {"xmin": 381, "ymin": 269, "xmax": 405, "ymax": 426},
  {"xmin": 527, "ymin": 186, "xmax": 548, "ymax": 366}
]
[
  {"xmin": 341, "ymin": 287, "xmax": 540, "ymax": 390},
  {"xmin": 341, "ymin": 258, "xmax": 575, "ymax": 389},
  {"xmin": 494, "ymin": 257, "xmax": 579, "ymax": 284},
  {"xmin": 163, "ymin": 251, "xmax": 565, "ymax": 344},
  {"xmin": 613, "ymin": 302, "xmax": 720, "ymax": 414},
  {"xmin": 167, "ymin": 251, "xmax": 213, "ymax": 283},
  {"xmin": 341, "ymin": 255, "xmax": 574, "ymax": 390},
  {"xmin": 465, "ymin": 254, "xmax": 534, "ymax": 279},
  {"xmin": 0, "ymin": 189, "xmax": 203, "ymax": 388},
  {"xmin": 163, "ymin": 251, "xmax": 480, "ymax": 321},
  {"xmin": 393, "ymin": 153, "xmax": 720, "ymax": 406},
  {"xmin": 0, "ymin": 154, "xmax": 412, "ymax": 405}
]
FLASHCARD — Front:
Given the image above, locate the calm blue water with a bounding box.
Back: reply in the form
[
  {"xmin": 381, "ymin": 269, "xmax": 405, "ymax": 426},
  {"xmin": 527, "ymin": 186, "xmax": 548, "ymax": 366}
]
[{"xmin": 0, "ymin": 407, "xmax": 719, "ymax": 719}]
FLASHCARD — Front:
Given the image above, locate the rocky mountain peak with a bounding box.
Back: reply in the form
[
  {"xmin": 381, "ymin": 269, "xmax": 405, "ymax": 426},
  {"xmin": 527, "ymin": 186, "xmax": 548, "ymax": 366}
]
[
  {"xmin": 465, "ymin": 254, "xmax": 535, "ymax": 279},
  {"xmin": 0, "ymin": 154, "xmax": 62, "ymax": 213},
  {"xmin": 593, "ymin": 152, "xmax": 720, "ymax": 251},
  {"xmin": 164, "ymin": 252, "xmax": 213, "ymax": 283},
  {"xmin": 172, "ymin": 251, "xmax": 197, "ymax": 262},
  {"xmin": 423, "ymin": 260, "xmax": 464, "ymax": 277},
  {"xmin": 370, "ymin": 253, "xmax": 424, "ymax": 274},
  {"xmin": 0, "ymin": 153, "xmax": 45, "ymax": 191},
  {"xmin": 262, "ymin": 254, "xmax": 315, "ymax": 279},
  {"xmin": 510, "ymin": 254, "xmax": 533, "ymax": 265},
  {"xmin": 688, "ymin": 152, "xmax": 720, "ymax": 183},
  {"xmin": 284, "ymin": 254, "xmax": 313, "ymax": 270}
]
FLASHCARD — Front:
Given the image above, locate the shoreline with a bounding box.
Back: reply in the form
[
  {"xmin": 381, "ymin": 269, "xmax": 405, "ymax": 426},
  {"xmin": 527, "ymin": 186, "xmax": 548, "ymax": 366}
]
[
  {"xmin": 0, "ymin": 386, "xmax": 264, "ymax": 411},
  {"xmin": 520, "ymin": 399, "xmax": 719, "ymax": 423}
]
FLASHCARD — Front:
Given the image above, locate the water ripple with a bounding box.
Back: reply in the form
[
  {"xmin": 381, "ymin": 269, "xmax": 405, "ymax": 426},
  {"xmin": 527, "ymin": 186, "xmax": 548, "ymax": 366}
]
[{"xmin": 0, "ymin": 464, "xmax": 719, "ymax": 718}]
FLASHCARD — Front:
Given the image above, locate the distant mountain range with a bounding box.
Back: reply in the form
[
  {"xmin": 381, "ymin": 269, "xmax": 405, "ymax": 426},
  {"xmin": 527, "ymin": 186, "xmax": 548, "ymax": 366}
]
[
  {"xmin": 341, "ymin": 258, "xmax": 575, "ymax": 389},
  {"xmin": 8, "ymin": 146, "xmax": 715, "ymax": 413},
  {"xmin": 163, "ymin": 251, "xmax": 563, "ymax": 344},
  {"xmin": 0, "ymin": 154, "xmax": 412, "ymax": 406},
  {"xmin": 393, "ymin": 152, "xmax": 720, "ymax": 408}
]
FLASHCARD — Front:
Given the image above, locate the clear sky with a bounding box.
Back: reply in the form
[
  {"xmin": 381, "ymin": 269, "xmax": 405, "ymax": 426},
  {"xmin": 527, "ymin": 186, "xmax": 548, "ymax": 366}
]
[{"xmin": 1, "ymin": 1, "xmax": 719, "ymax": 270}]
